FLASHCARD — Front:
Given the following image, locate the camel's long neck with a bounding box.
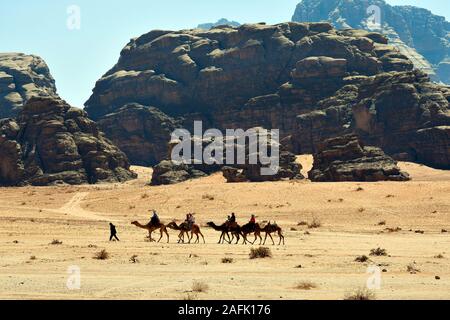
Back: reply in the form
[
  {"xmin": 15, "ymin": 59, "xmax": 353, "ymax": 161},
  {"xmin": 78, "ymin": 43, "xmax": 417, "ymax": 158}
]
[
  {"xmin": 135, "ymin": 222, "xmax": 147, "ymax": 229},
  {"xmin": 210, "ymin": 223, "xmax": 222, "ymax": 231}
]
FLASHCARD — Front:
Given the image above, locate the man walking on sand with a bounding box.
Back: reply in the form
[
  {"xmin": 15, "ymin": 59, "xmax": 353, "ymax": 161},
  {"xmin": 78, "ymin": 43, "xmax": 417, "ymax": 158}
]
[{"xmin": 109, "ymin": 223, "xmax": 120, "ymax": 241}]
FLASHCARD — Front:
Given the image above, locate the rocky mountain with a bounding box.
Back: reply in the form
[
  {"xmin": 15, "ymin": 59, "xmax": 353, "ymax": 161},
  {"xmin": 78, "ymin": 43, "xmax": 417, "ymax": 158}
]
[
  {"xmin": 0, "ymin": 97, "xmax": 136, "ymax": 186},
  {"xmin": 197, "ymin": 18, "xmax": 241, "ymax": 30},
  {"xmin": 309, "ymin": 134, "xmax": 410, "ymax": 182},
  {"xmin": 85, "ymin": 22, "xmax": 450, "ymax": 170},
  {"xmin": 292, "ymin": 0, "xmax": 450, "ymax": 84},
  {"xmin": 0, "ymin": 53, "xmax": 58, "ymax": 119}
]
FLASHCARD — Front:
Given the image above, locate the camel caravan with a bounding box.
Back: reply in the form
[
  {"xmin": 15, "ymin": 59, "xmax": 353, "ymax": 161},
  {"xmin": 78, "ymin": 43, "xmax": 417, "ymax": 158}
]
[{"xmin": 130, "ymin": 211, "xmax": 285, "ymax": 246}]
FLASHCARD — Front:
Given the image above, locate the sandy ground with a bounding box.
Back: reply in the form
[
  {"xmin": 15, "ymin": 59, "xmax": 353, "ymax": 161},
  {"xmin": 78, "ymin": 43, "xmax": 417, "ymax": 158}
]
[{"xmin": 0, "ymin": 156, "xmax": 449, "ymax": 300}]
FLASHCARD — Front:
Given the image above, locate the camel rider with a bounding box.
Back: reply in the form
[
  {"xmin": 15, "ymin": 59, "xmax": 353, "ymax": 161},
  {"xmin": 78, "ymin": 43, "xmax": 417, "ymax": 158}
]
[
  {"xmin": 150, "ymin": 210, "xmax": 160, "ymax": 225},
  {"xmin": 229, "ymin": 213, "xmax": 236, "ymax": 223},
  {"xmin": 188, "ymin": 213, "xmax": 195, "ymax": 230},
  {"xmin": 250, "ymin": 214, "xmax": 256, "ymax": 225}
]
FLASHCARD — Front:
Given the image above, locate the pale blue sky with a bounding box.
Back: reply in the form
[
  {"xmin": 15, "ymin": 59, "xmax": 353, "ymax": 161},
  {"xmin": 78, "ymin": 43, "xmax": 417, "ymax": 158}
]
[{"xmin": 1, "ymin": 0, "xmax": 448, "ymax": 108}]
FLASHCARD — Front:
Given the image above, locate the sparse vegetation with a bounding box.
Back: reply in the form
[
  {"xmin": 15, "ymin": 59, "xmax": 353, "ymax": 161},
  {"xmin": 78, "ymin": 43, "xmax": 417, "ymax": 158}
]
[
  {"xmin": 221, "ymin": 257, "xmax": 234, "ymax": 264},
  {"xmin": 30, "ymin": 256, "xmax": 36, "ymax": 260},
  {"xmin": 249, "ymin": 247, "xmax": 272, "ymax": 259},
  {"xmin": 141, "ymin": 193, "xmax": 149, "ymax": 199},
  {"xmin": 93, "ymin": 249, "xmax": 110, "ymax": 260},
  {"xmin": 378, "ymin": 220, "xmax": 387, "ymax": 226},
  {"xmin": 355, "ymin": 187, "xmax": 364, "ymax": 192},
  {"xmin": 344, "ymin": 288, "xmax": 376, "ymax": 300},
  {"xmin": 192, "ymin": 281, "xmax": 209, "ymax": 293},
  {"xmin": 434, "ymin": 254, "xmax": 445, "ymax": 259},
  {"xmin": 308, "ymin": 217, "xmax": 321, "ymax": 229},
  {"xmin": 50, "ymin": 239, "xmax": 63, "ymax": 245},
  {"xmin": 407, "ymin": 263, "xmax": 420, "ymax": 274},
  {"xmin": 290, "ymin": 227, "xmax": 297, "ymax": 231},
  {"xmin": 358, "ymin": 207, "xmax": 365, "ymax": 213},
  {"xmin": 355, "ymin": 255, "xmax": 370, "ymax": 263},
  {"xmin": 297, "ymin": 221, "xmax": 308, "ymax": 226},
  {"xmin": 202, "ymin": 194, "xmax": 215, "ymax": 201},
  {"xmin": 130, "ymin": 255, "xmax": 139, "ymax": 263},
  {"xmin": 370, "ymin": 248, "xmax": 387, "ymax": 256},
  {"xmin": 294, "ymin": 281, "xmax": 317, "ymax": 290},
  {"xmin": 385, "ymin": 227, "xmax": 402, "ymax": 233}
]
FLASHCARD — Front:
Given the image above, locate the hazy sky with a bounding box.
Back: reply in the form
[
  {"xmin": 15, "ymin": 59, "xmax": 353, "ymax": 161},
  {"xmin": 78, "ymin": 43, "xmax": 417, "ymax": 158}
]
[{"xmin": 1, "ymin": 0, "xmax": 449, "ymax": 108}]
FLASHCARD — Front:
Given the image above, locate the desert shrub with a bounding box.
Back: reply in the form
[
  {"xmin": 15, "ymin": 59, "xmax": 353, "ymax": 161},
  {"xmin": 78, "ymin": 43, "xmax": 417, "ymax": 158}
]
[
  {"xmin": 130, "ymin": 255, "xmax": 139, "ymax": 263},
  {"xmin": 93, "ymin": 249, "xmax": 109, "ymax": 260},
  {"xmin": 407, "ymin": 263, "xmax": 420, "ymax": 274},
  {"xmin": 202, "ymin": 194, "xmax": 215, "ymax": 201},
  {"xmin": 355, "ymin": 255, "xmax": 370, "ymax": 263},
  {"xmin": 378, "ymin": 221, "xmax": 387, "ymax": 226},
  {"xmin": 297, "ymin": 221, "xmax": 308, "ymax": 226},
  {"xmin": 192, "ymin": 281, "xmax": 209, "ymax": 293},
  {"xmin": 294, "ymin": 281, "xmax": 317, "ymax": 290},
  {"xmin": 249, "ymin": 247, "xmax": 272, "ymax": 259},
  {"xmin": 308, "ymin": 217, "xmax": 321, "ymax": 229},
  {"xmin": 50, "ymin": 239, "xmax": 63, "ymax": 245},
  {"xmin": 370, "ymin": 248, "xmax": 387, "ymax": 256},
  {"xmin": 434, "ymin": 254, "xmax": 444, "ymax": 259},
  {"xmin": 221, "ymin": 257, "xmax": 234, "ymax": 264},
  {"xmin": 344, "ymin": 288, "xmax": 376, "ymax": 300}
]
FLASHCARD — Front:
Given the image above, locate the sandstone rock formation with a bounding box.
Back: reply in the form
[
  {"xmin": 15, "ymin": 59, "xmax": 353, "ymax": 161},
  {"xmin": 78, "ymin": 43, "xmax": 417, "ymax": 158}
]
[
  {"xmin": 97, "ymin": 103, "xmax": 180, "ymax": 166},
  {"xmin": 0, "ymin": 97, "xmax": 136, "ymax": 186},
  {"xmin": 309, "ymin": 134, "xmax": 410, "ymax": 182},
  {"xmin": 85, "ymin": 22, "xmax": 449, "ymax": 170},
  {"xmin": 292, "ymin": 0, "xmax": 450, "ymax": 83},
  {"xmin": 0, "ymin": 53, "xmax": 58, "ymax": 119}
]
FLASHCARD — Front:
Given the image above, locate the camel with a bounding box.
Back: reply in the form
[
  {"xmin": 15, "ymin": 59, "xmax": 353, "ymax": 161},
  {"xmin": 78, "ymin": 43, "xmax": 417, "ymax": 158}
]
[
  {"xmin": 207, "ymin": 221, "xmax": 242, "ymax": 244},
  {"xmin": 166, "ymin": 221, "xmax": 205, "ymax": 244},
  {"xmin": 240, "ymin": 223, "xmax": 263, "ymax": 245},
  {"xmin": 131, "ymin": 221, "xmax": 170, "ymax": 243},
  {"xmin": 261, "ymin": 222, "xmax": 285, "ymax": 245}
]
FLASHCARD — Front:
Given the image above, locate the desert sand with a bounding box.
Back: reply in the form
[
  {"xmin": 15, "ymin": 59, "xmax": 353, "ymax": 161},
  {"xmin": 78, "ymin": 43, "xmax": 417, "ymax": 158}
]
[{"xmin": 0, "ymin": 156, "xmax": 449, "ymax": 300}]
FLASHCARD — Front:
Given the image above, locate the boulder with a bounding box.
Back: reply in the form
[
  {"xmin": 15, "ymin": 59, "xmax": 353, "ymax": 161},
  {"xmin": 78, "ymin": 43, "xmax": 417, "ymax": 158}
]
[
  {"xmin": 0, "ymin": 53, "xmax": 58, "ymax": 118},
  {"xmin": 0, "ymin": 97, "xmax": 136, "ymax": 186},
  {"xmin": 309, "ymin": 134, "xmax": 411, "ymax": 182}
]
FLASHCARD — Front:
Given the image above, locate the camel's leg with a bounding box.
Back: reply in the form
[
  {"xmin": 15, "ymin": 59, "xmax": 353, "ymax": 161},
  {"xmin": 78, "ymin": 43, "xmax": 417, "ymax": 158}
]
[
  {"xmin": 165, "ymin": 228, "xmax": 170, "ymax": 243},
  {"xmin": 251, "ymin": 233, "xmax": 257, "ymax": 245},
  {"xmin": 195, "ymin": 233, "xmax": 200, "ymax": 244},
  {"xmin": 149, "ymin": 231, "xmax": 155, "ymax": 242},
  {"xmin": 235, "ymin": 233, "xmax": 240, "ymax": 245},
  {"xmin": 268, "ymin": 233, "xmax": 275, "ymax": 246},
  {"xmin": 279, "ymin": 232, "xmax": 285, "ymax": 245},
  {"xmin": 157, "ymin": 228, "xmax": 164, "ymax": 243},
  {"xmin": 200, "ymin": 232, "xmax": 205, "ymax": 244},
  {"xmin": 263, "ymin": 233, "xmax": 268, "ymax": 245}
]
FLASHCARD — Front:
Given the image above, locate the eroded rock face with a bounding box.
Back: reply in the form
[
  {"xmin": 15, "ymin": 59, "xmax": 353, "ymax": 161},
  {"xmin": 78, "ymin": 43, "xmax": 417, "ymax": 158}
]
[
  {"xmin": 0, "ymin": 53, "xmax": 58, "ymax": 118},
  {"xmin": 85, "ymin": 22, "xmax": 418, "ymax": 165},
  {"xmin": 292, "ymin": 0, "xmax": 450, "ymax": 83},
  {"xmin": 97, "ymin": 103, "xmax": 180, "ymax": 166},
  {"xmin": 309, "ymin": 134, "xmax": 410, "ymax": 182},
  {"xmin": 0, "ymin": 97, "xmax": 136, "ymax": 186},
  {"xmin": 295, "ymin": 69, "xmax": 450, "ymax": 169}
]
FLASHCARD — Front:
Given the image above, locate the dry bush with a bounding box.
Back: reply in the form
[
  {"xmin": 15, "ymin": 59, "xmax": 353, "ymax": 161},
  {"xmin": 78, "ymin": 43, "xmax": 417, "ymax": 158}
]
[
  {"xmin": 221, "ymin": 257, "xmax": 234, "ymax": 264},
  {"xmin": 93, "ymin": 249, "xmax": 110, "ymax": 260},
  {"xmin": 407, "ymin": 263, "xmax": 420, "ymax": 274},
  {"xmin": 202, "ymin": 194, "xmax": 215, "ymax": 201},
  {"xmin": 183, "ymin": 293, "xmax": 197, "ymax": 300},
  {"xmin": 130, "ymin": 255, "xmax": 139, "ymax": 263},
  {"xmin": 355, "ymin": 187, "xmax": 364, "ymax": 192},
  {"xmin": 344, "ymin": 288, "xmax": 376, "ymax": 300},
  {"xmin": 378, "ymin": 220, "xmax": 387, "ymax": 226},
  {"xmin": 141, "ymin": 193, "xmax": 149, "ymax": 199},
  {"xmin": 192, "ymin": 281, "xmax": 209, "ymax": 293},
  {"xmin": 249, "ymin": 247, "xmax": 272, "ymax": 259},
  {"xmin": 358, "ymin": 207, "xmax": 365, "ymax": 213},
  {"xmin": 370, "ymin": 247, "xmax": 387, "ymax": 256},
  {"xmin": 385, "ymin": 227, "xmax": 402, "ymax": 233},
  {"xmin": 297, "ymin": 221, "xmax": 308, "ymax": 226},
  {"xmin": 50, "ymin": 239, "xmax": 63, "ymax": 245},
  {"xmin": 355, "ymin": 255, "xmax": 370, "ymax": 263},
  {"xmin": 30, "ymin": 256, "xmax": 36, "ymax": 260},
  {"xmin": 434, "ymin": 254, "xmax": 444, "ymax": 259},
  {"xmin": 308, "ymin": 217, "xmax": 321, "ymax": 229},
  {"xmin": 294, "ymin": 281, "xmax": 317, "ymax": 290}
]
